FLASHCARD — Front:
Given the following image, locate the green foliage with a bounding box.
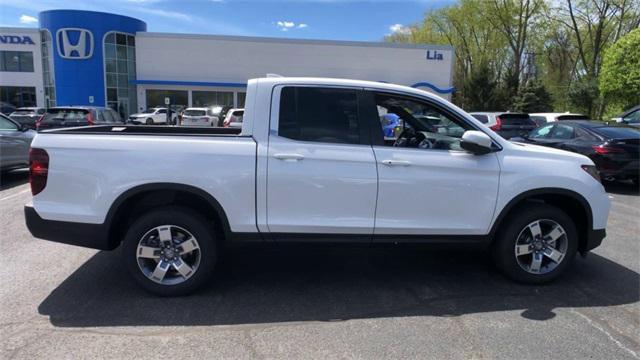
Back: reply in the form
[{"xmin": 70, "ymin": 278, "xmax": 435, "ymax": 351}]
[
  {"xmin": 600, "ymin": 28, "xmax": 640, "ymax": 109},
  {"xmin": 568, "ymin": 78, "xmax": 600, "ymax": 116},
  {"xmin": 385, "ymin": 0, "xmax": 640, "ymax": 116},
  {"xmin": 512, "ymin": 81, "xmax": 554, "ymax": 113}
]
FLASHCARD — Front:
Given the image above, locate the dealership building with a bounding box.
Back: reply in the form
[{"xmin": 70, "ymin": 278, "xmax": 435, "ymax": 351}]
[{"xmin": 0, "ymin": 9, "xmax": 454, "ymax": 117}]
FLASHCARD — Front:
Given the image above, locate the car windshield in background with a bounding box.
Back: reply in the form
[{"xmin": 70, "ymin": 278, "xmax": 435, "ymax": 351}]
[
  {"xmin": 557, "ymin": 114, "xmax": 589, "ymax": 121},
  {"xmin": 499, "ymin": 114, "xmax": 534, "ymax": 125},
  {"xmin": 184, "ymin": 110, "xmax": 206, "ymax": 116},
  {"xmin": 594, "ymin": 126, "xmax": 640, "ymax": 139},
  {"xmin": 43, "ymin": 109, "xmax": 89, "ymax": 121},
  {"xmin": 145, "ymin": 108, "xmax": 160, "ymax": 113}
]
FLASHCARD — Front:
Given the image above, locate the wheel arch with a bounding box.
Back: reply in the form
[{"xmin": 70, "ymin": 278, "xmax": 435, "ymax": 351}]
[
  {"xmin": 490, "ymin": 188, "xmax": 594, "ymax": 253},
  {"xmin": 104, "ymin": 183, "xmax": 231, "ymax": 249}
]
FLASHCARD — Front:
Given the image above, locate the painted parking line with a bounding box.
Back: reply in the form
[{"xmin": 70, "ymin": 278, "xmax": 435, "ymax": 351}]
[{"xmin": 0, "ymin": 188, "xmax": 31, "ymax": 202}]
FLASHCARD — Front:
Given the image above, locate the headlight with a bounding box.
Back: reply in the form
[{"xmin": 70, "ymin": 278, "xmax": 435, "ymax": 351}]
[{"xmin": 581, "ymin": 165, "xmax": 600, "ymax": 183}]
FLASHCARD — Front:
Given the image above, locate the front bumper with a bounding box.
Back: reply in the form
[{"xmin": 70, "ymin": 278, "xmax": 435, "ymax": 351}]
[{"xmin": 24, "ymin": 204, "xmax": 114, "ymax": 250}]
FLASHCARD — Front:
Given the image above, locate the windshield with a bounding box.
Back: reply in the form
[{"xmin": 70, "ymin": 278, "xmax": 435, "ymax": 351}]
[
  {"xmin": 144, "ymin": 108, "xmax": 162, "ymax": 113},
  {"xmin": 43, "ymin": 109, "xmax": 89, "ymax": 121},
  {"xmin": 184, "ymin": 110, "xmax": 206, "ymax": 116}
]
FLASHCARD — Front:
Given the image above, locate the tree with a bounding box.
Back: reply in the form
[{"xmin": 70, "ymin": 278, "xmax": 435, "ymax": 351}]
[
  {"xmin": 512, "ymin": 80, "xmax": 554, "ymax": 112},
  {"xmin": 599, "ymin": 28, "xmax": 640, "ymax": 109},
  {"xmin": 460, "ymin": 63, "xmax": 504, "ymax": 111}
]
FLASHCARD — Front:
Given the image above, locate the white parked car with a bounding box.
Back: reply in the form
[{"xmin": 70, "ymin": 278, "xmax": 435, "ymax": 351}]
[
  {"xmin": 181, "ymin": 107, "xmax": 217, "ymax": 126},
  {"xmin": 529, "ymin": 113, "xmax": 589, "ymax": 124},
  {"xmin": 25, "ymin": 77, "xmax": 610, "ymax": 296},
  {"xmin": 222, "ymin": 108, "xmax": 244, "ymax": 128},
  {"xmin": 129, "ymin": 107, "xmax": 177, "ymax": 125}
]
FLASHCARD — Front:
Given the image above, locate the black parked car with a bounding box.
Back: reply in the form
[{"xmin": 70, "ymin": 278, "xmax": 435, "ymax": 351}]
[
  {"xmin": 514, "ymin": 120, "xmax": 639, "ymax": 184},
  {"xmin": 37, "ymin": 107, "xmax": 124, "ymax": 130}
]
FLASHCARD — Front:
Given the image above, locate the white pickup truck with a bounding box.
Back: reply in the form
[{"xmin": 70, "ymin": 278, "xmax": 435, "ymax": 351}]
[{"xmin": 25, "ymin": 77, "xmax": 610, "ymax": 296}]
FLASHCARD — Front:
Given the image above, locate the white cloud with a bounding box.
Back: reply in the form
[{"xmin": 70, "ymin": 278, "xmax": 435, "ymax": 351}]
[
  {"xmin": 19, "ymin": 15, "xmax": 38, "ymax": 25},
  {"xmin": 389, "ymin": 23, "xmax": 411, "ymax": 36},
  {"xmin": 276, "ymin": 20, "xmax": 307, "ymax": 32}
]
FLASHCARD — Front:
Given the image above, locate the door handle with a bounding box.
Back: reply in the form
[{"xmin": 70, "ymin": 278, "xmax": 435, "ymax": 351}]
[
  {"xmin": 381, "ymin": 159, "xmax": 411, "ymax": 166},
  {"xmin": 273, "ymin": 153, "xmax": 305, "ymax": 161}
]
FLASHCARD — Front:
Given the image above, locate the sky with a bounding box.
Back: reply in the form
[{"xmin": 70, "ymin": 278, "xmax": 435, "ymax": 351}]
[{"xmin": 0, "ymin": 0, "xmax": 455, "ymax": 42}]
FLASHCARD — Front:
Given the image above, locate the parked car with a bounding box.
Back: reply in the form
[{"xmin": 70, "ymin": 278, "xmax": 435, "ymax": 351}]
[
  {"xmin": 181, "ymin": 107, "xmax": 217, "ymax": 126},
  {"xmin": 222, "ymin": 108, "xmax": 244, "ymax": 128},
  {"xmin": 0, "ymin": 102, "xmax": 16, "ymax": 115},
  {"xmin": 9, "ymin": 107, "xmax": 46, "ymax": 129},
  {"xmin": 129, "ymin": 107, "xmax": 177, "ymax": 125},
  {"xmin": 36, "ymin": 107, "xmax": 123, "ymax": 130},
  {"xmin": 25, "ymin": 77, "xmax": 609, "ymax": 296},
  {"xmin": 513, "ymin": 120, "xmax": 639, "ymax": 184},
  {"xmin": 529, "ymin": 113, "xmax": 589, "ymax": 123},
  {"xmin": 0, "ymin": 113, "xmax": 36, "ymax": 172},
  {"xmin": 469, "ymin": 112, "xmax": 537, "ymax": 139},
  {"xmin": 611, "ymin": 105, "xmax": 639, "ymax": 128}
]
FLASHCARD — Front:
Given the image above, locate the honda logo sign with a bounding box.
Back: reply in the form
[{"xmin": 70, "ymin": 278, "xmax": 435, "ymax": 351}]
[{"xmin": 56, "ymin": 28, "xmax": 94, "ymax": 59}]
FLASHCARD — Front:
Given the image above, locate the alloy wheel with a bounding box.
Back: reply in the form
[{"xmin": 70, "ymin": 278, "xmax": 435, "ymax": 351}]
[
  {"xmin": 136, "ymin": 225, "xmax": 201, "ymax": 285},
  {"xmin": 514, "ymin": 219, "xmax": 568, "ymax": 275}
]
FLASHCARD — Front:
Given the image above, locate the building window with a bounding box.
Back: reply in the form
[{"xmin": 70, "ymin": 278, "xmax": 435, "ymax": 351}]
[
  {"xmin": 192, "ymin": 91, "xmax": 233, "ymax": 107},
  {"xmin": 104, "ymin": 32, "xmax": 137, "ymax": 117},
  {"xmin": 41, "ymin": 30, "xmax": 56, "ymax": 107},
  {"xmin": 237, "ymin": 92, "xmax": 246, "ymax": 107},
  {"xmin": 0, "ymin": 86, "xmax": 37, "ymax": 111},
  {"xmin": 0, "ymin": 51, "xmax": 34, "ymax": 72},
  {"xmin": 145, "ymin": 89, "xmax": 188, "ymax": 108}
]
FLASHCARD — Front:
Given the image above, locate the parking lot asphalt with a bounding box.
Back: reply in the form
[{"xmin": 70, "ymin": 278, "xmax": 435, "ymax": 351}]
[{"xmin": 0, "ymin": 169, "xmax": 638, "ymax": 359}]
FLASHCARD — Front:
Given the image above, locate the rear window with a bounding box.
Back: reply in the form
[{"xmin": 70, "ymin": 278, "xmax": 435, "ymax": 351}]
[
  {"xmin": 471, "ymin": 114, "xmax": 489, "ymax": 124},
  {"xmin": 556, "ymin": 114, "xmax": 589, "ymax": 121},
  {"xmin": 594, "ymin": 126, "xmax": 640, "ymax": 139},
  {"xmin": 44, "ymin": 109, "xmax": 89, "ymax": 121},
  {"xmin": 279, "ymin": 86, "xmax": 360, "ymax": 144},
  {"xmin": 12, "ymin": 110, "xmax": 35, "ymax": 115},
  {"xmin": 530, "ymin": 116, "xmax": 547, "ymax": 126},
  {"xmin": 184, "ymin": 110, "xmax": 206, "ymax": 116},
  {"xmin": 498, "ymin": 114, "xmax": 535, "ymax": 126}
]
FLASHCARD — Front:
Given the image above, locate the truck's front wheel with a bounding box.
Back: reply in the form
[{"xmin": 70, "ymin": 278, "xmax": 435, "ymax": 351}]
[
  {"xmin": 122, "ymin": 206, "xmax": 217, "ymax": 296},
  {"xmin": 492, "ymin": 203, "xmax": 578, "ymax": 284}
]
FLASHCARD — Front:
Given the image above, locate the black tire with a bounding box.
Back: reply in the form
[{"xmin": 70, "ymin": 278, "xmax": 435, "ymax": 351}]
[
  {"xmin": 145, "ymin": 118, "xmax": 153, "ymax": 125},
  {"xmin": 122, "ymin": 206, "xmax": 217, "ymax": 296},
  {"xmin": 492, "ymin": 203, "xmax": 578, "ymax": 284}
]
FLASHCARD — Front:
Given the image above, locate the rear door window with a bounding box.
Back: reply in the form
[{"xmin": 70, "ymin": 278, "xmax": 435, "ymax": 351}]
[
  {"xmin": 530, "ymin": 124, "xmax": 553, "ymax": 138},
  {"xmin": 43, "ymin": 109, "xmax": 89, "ymax": 122},
  {"xmin": 279, "ymin": 87, "xmax": 361, "ymax": 144}
]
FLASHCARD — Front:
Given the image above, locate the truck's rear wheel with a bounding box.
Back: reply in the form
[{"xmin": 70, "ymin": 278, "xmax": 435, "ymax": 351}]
[
  {"xmin": 122, "ymin": 206, "xmax": 217, "ymax": 296},
  {"xmin": 493, "ymin": 203, "xmax": 577, "ymax": 284}
]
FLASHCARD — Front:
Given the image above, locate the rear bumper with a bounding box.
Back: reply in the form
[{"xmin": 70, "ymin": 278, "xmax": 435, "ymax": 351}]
[
  {"xmin": 583, "ymin": 228, "xmax": 606, "ymax": 253},
  {"xmin": 24, "ymin": 204, "xmax": 114, "ymax": 250}
]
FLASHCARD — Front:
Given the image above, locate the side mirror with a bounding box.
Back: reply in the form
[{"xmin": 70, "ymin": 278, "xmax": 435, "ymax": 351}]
[{"xmin": 460, "ymin": 130, "xmax": 493, "ymax": 155}]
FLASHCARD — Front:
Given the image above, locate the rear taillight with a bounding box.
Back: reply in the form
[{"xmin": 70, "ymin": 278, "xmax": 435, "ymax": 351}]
[
  {"xmin": 87, "ymin": 111, "xmax": 94, "ymax": 125},
  {"xmin": 203, "ymin": 117, "xmax": 209, "ymax": 121},
  {"xmin": 490, "ymin": 116, "xmax": 502, "ymax": 131},
  {"xmin": 592, "ymin": 144, "xmax": 625, "ymax": 154},
  {"xmin": 35, "ymin": 113, "xmax": 45, "ymax": 130},
  {"xmin": 29, "ymin": 148, "xmax": 49, "ymax": 195}
]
